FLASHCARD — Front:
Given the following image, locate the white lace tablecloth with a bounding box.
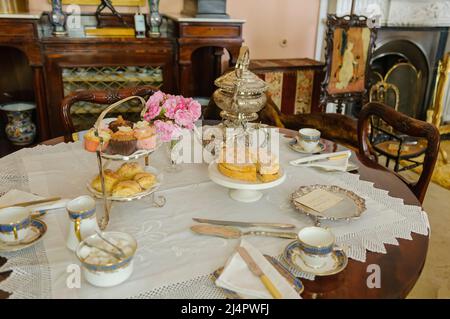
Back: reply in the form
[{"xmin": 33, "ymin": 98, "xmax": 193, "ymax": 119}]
[{"xmin": 0, "ymin": 133, "xmax": 429, "ymax": 299}]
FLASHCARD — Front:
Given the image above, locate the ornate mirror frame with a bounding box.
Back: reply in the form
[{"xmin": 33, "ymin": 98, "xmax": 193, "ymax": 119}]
[{"xmin": 321, "ymin": 14, "xmax": 378, "ymax": 114}]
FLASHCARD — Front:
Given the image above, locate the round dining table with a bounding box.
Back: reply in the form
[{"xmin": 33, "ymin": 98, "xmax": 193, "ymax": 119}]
[{"xmin": 0, "ymin": 128, "xmax": 429, "ymax": 299}]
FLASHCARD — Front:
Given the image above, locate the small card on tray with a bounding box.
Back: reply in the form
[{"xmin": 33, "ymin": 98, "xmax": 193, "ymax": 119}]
[{"xmin": 294, "ymin": 189, "xmax": 343, "ymax": 212}]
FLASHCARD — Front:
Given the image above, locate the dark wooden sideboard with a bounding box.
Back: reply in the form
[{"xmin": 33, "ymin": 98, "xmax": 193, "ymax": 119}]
[
  {"xmin": 0, "ymin": 13, "xmax": 248, "ymax": 140},
  {"xmin": 0, "ymin": 13, "xmax": 324, "ymax": 144},
  {"xmin": 42, "ymin": 36, "xmax": 176, "ymax": 137},
  {"xmin": 0, "ymin": 17, "xmax": 49, "ymax": 140},
  {"xmin": 166, "ymin": 14, "xmax": 244, "ymax": 97}
]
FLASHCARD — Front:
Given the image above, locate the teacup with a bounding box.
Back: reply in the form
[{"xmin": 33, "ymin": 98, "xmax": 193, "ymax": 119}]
[
  {"xmin": 297, "ymin": 226, "xmax": 335, "ymax": 269},
  {"xmin": 0, "ymin": 207, "xmax": 31, "ymax": 243},
  {"xmin": 66, "ymin": 195, "xmax": 99, "ymax": 251},
  {"xmin": 297, "ymin": 128, "xmax": 321, "ymax": 152}
]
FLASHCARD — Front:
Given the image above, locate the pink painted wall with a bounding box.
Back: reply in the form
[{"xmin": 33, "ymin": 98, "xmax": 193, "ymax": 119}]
[{"xmin": 29, "ymin": 0, "xmax": 320, "ymax": 59}]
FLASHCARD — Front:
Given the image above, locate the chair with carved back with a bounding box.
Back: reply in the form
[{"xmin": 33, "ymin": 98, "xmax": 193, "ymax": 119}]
[
  {"xmin": 60, "ymin": 85, "xmax": 157, "ymax": 140},
  {"xmin": 427, "ymin": 52, "xmax": 450, "ymax": 164},
  {"xmin": 358, "ymin": 102, "xmax": 440, "ymax": 203}
]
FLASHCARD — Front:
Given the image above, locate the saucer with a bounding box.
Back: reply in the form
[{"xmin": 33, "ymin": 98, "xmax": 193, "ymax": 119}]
[
  {"xmin": 288, "ymin": 139, "xmax": 325, "ymax": 154},
  {"xmin": 283, "ymin": 241, "xmax": 348, "ymax": 276},
  {"xmin": 0, "ymin": 219, "xmax": 47, "ymax": 253}
]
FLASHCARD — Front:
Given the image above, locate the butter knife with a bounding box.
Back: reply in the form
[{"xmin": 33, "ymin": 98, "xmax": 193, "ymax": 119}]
[
  {"xmin": 191, "ymin": 224, "xmax": 298, "ymax": 240},
  {"xmin": 192, "ymin": 218, "xmax": 296, "ymax": 230},
  {"xmin": 290, "ymin": 150, "xmax": 351, "ymax": 166},
  {"xmin": 0, "ymin": 197, "xmax": 61, "ymax": 210},
  {"xmin": 237, "ymin": 247, "xmax": 282, "ymax": 299}
]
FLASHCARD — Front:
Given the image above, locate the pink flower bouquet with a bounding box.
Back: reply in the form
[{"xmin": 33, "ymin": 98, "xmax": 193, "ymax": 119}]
[{"xmin": 143, "ymin": 91, "xmax": 202, "ymax": 142}]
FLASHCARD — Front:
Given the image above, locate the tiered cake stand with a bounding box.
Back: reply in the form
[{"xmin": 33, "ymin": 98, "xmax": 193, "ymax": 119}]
[{"xmin": 88, "ymin": 96, "xmax": 165, "ymax": 230}]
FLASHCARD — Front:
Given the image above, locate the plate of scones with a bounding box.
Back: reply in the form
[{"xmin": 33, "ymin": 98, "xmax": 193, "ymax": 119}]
[{"xmin": 87, "ymin": 162, "xmax": 162, "ymax": 201}]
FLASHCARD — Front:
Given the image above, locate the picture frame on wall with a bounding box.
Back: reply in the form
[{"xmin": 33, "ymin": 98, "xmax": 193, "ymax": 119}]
[{"xmin": 321, "ymin": 14, "xmax": 377, "ymax": 114}]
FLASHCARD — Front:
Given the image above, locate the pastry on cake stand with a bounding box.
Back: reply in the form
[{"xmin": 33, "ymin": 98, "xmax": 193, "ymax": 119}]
[{"xmin": 208, "ymin": 161, "xmax": 286, "ymax": 203}]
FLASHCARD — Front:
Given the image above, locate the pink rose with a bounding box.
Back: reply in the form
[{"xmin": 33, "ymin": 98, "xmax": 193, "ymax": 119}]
[
  {"xmin": 148, "ymin": 91, "xmax": 165, "ymax": 106},
  {"xmin": 154, "ymin": 120, "xmax": 181, "ymax": 142},
  {"xmin": 144, "ymin": 91, "xmax": 166, "ymax": 120},
  {"xmin": 174, "ymin": 109, "xmax": 195, "ymax": 129},
  {"xmin": 144, "ymin": 103, "xmax": 162, "ymax": 121},
  {"xmin": 162, "ymin": 96, "xmax": 180, "ymax": 119},
  {"xmin": 187, "ymin": 99, "xmax": 201, "ymax": 121}
]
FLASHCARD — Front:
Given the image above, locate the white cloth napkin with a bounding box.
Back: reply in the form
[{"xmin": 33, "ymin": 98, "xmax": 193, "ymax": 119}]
[
  {"xmin": 216, "ymin": 240, "xmax": 301, "ymax": 299},
  {"xmin": 289, "ymin": 150, "xmax": 351, "ymax": 172},
  {"xmin": 0, "ymin": 189, "xmax": 69, "ymax": 214}
]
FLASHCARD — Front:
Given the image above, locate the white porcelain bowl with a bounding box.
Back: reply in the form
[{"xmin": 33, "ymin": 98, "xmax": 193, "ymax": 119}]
[{"xmin": 76, "ymin": 231, "xmax": 137, "ymax": 288}]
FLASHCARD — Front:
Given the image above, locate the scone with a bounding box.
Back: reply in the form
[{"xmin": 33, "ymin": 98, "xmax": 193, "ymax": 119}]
[
  {"xmin": 91, "ymin": 169, "xmax": 120, "ymax": 194},
  {"xmin": 134, "ymin": 172, "xmax": 157, "ymax": 190},
  {"xmin": 116, "ymin": 162, "xmax": 144, "ymax": 180},
  {"xmin": 112, "ymin": 180, "xmax": 142, "ymax": 197}
]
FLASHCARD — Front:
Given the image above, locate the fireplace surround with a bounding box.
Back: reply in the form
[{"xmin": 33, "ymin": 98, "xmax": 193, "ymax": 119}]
[{"xmin": 325, "ymin": 0, "xmax": 450, "ymax": 119}]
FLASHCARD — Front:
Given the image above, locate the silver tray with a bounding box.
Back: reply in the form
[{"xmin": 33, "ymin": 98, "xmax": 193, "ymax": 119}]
[{"xmin": 291, "ymin": 184, "xmax": 366, "ymax": 221}]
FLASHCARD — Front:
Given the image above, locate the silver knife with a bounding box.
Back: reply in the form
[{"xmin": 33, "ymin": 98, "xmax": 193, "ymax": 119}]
[{"xmin": 192, "ymin": 218, "xmax": 296, "ymax": 230}]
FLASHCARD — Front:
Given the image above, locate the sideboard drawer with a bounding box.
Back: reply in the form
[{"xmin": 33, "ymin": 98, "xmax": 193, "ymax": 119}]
[
  {"xmin": 180, "ymin": 24, "xmax": 241, "ymax": 38},
  {"xmin": 0, "ymin": 20, "xmax": 37, "ymax": 39}
]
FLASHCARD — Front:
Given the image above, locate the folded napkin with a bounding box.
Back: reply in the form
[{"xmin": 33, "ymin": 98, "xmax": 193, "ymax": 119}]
[
  {"xmin": 289, "ymin": 150, "xmax": 351, "ymax": 172},
  {"xmin": 216, "ymin": 240, "xmax": 301, "ymax": 299},
  {"xmin": 0, "ymin": 189, "xmax": 69, "ymax": 215}
]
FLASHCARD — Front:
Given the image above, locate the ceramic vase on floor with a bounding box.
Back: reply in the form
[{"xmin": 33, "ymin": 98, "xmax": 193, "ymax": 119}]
[{"xmin": 0, "ymin": 102, "xmax": 36, "ymax": 146}]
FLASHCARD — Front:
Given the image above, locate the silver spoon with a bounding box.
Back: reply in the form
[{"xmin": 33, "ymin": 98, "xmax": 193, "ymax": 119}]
[{"xmin": 95, "ymin": 231, "xmax": 126, "ymax": 258}]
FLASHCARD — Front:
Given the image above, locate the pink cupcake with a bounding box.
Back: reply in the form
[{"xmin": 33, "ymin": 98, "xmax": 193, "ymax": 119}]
[{"xmin": 134, "ymin": 121, "xmax": 157, "ymax": 150}]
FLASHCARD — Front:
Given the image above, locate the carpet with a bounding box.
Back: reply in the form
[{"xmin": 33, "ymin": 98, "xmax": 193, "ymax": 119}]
[{"xmin": 402, "ymin": 140, "xmax": 450, "ymax": 190}]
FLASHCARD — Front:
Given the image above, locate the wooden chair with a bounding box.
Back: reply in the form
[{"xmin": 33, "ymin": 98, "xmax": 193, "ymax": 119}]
[
  {"xmin": 60, "ymin": 85, "xmax": 157, "ymax": 139},
  {"xmin": 368, "ymin": 77, "xmax": 428, "ymax": 172},
  {"xmin": 358, "ymin": 102, "xmax": 440, "ymax": 203},
  {"xmin": 427, "ymin": 52, "xmax": 450, "ymax": 164}
]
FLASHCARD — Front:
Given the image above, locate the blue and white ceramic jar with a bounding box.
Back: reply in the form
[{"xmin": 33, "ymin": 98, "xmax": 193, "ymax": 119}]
[{"xmin": 0, "ymin": 102, "xmax": 36, "ymax": 146}]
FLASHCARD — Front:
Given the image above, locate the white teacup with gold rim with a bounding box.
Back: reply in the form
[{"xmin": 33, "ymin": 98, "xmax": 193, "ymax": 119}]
[
  {"xmin": 296, "ymin": 128, "xmax": 321, "ymax": 153},
  {"xmin": 297, "ymin": 226, "xmax": 335, "ymax": 269},
  {"xmin": 0, "ymin": 207, "xmax": 31, "ymax": 243},
  {"xmin": 66, "ymin": 195, "xmax": 99, "ymax": 251}
]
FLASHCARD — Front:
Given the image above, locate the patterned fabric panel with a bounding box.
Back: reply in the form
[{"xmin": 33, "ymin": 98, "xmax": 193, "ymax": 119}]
[{"xmin": 258, "ymin": 70, "xmax": 314, "ymax": 115}]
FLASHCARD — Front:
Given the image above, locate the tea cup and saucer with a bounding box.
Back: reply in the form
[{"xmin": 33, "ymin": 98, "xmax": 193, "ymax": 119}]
[
  {"xmin": 0, "ymin": 206, "xmax": 47, "ymax": 252},
  {"xmin": 289, "ymin": 128, "xmax": 325, "ymax": 154},
  {"xmin": 283, "ymin": 226, "xmax": 347, "ymax": 276}
]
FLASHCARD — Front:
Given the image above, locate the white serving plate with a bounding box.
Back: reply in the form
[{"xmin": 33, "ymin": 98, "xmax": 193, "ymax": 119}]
[{"xmin": 208, "ymin": 161, "xmax": 286, "ymax": 203}]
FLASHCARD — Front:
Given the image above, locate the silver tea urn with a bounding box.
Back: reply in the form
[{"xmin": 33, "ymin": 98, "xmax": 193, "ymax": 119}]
[{"xmin": 213, "ymin": 46, "xmax": 268, "ymax": 126}]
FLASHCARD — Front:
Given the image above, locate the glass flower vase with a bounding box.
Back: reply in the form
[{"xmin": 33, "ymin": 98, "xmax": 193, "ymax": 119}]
[{"xmin": 165, "ymin": 136, "xmax": 183, "ymax": 173}]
